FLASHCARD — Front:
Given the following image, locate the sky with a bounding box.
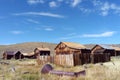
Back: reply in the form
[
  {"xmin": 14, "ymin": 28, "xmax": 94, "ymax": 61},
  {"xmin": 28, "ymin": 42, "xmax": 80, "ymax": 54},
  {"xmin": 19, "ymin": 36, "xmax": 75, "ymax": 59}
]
[{"xmin": 0, "ymin": 0, "xmax": 120, "ymax": 45}]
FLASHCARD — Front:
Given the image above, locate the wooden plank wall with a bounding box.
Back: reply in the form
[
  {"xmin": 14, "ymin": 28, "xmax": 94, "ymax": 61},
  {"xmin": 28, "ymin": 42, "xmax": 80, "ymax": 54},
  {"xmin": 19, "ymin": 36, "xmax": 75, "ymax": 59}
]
[
  {"xmin": 54, "ymin": 54, "xmax": 74, "ymax": 67},
  {"xmin": 74, "ymin": 53, "xmax": 81, "ymax": 66},
  {"xmin": 36, "ymin": 56, "xmax": 51, "ymax": 64}
]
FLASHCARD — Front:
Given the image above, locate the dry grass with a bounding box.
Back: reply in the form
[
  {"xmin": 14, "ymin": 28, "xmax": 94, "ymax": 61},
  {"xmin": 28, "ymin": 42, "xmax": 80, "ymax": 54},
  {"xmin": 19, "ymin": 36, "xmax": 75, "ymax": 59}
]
[{"xmin": 0, "ymin": 57, "xmax": 120, "ymax": 80}]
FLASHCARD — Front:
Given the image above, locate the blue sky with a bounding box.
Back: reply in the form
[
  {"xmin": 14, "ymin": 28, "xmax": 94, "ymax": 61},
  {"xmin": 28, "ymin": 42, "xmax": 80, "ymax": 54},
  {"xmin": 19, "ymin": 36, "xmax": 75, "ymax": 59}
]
[{"xmin": 0, "ymin": 0, "xmax": 120, "ymax": 44}]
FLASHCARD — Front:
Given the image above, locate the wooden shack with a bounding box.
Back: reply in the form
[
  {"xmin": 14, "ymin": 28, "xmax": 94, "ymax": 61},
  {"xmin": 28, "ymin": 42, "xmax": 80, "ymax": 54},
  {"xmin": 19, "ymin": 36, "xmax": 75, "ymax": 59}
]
[
  {"xmin": 91, "ymin": 44, "xmax": 115, "ymax": 63},
  {"xmin": 54, "ymin": 42, "xmax": 91, "ymax": 66},
  {"xmin": 34, "ymin": 47, "xmax": 51, "ymax": 64},
  {"xmin": 3, "ymin": 51, "xmax": 24, "ymax": 59}
]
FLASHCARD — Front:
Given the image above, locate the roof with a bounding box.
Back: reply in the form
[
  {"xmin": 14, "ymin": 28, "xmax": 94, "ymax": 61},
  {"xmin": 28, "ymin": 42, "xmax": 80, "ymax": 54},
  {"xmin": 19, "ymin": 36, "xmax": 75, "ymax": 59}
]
[
  {"xmin": 92, "ymin": 44, "xmax": 114, "ymax": 50},
  {"xmin": 22, "ymin": 52, "xmax": 34, "ymax": 56},
  {"xmin": 111, "ymin": 46, "xmax": 120, "ymax": 51},
  {"xmin": 62, "ymin": 42, "xmax": 86, "ymax": 49},
  {"xmin": 36, "ymin": 47, "xmax": 50, "ymax": 51},
  {"xmin": 84, "ymin": 44, "xmax": 96, "ymax": 49},
  {"xmin": 99, "ymin": 44, "xmax": 114, "ymax": 49},
  {"xmin": 3, "ymin": 51, "xmax": 20, "ymax": 55}
]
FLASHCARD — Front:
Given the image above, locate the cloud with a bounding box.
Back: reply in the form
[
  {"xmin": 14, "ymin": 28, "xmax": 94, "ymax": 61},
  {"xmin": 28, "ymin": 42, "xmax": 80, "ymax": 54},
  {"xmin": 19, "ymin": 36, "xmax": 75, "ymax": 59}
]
[
  {"xmin": 83, "ymin": 31, "xmax": 115, "ymax": 37},
  {"xmin": 44, "ymin": 27, "xmax": 54, "ymax": 31},
  {"xmin": 59, "ymin": 31, "xmax": 116, "ymax": 40},
  {"xmin": 10, "ymin": 31, "xmax": 24, "ymax": 34},
  {"xmin": 27, "ymin": 0, "xmax": 44, "ymax": 5},
  {"xmin": 72, "ymin": 0, "xmax": 82, "ymax": 7},
  {"xmin": 27, "ymin": 19, "xmax": 40, "ymax": 24},
  {"xmin": 13, "ymin": 12, "xmax": 65, "ymax": 18},
  {"xmin": 49, "ymin": 1, "xmax": 57, "ymax": 8},
  {"xmin": 35, "ymin": 26, "xmax": 54, "ymax": 31},
  {"xmin": 92, "ymin": 0, "xmax": 120, "ymax": 16},
  {"xmin": 79, "ymin": 7, "xmax": 93, "ymax": 13}
]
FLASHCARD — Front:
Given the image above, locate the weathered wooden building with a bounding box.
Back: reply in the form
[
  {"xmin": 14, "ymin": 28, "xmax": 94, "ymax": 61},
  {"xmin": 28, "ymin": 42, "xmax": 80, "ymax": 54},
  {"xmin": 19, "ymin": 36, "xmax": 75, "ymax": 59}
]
[
  {"xmin": 91, "ymin": 44, "xmax": 115, "ymax": 63},
  {"xmin": 54, "ymin": 42, "xmax": 91, "ymax": 66},
  {"xmin": 34, "ymin": 47, "xmax": 51, "ymax": 64},
  {"xmin": 3, "ymin": 51, "xmax": 24, "ymax": 59}
]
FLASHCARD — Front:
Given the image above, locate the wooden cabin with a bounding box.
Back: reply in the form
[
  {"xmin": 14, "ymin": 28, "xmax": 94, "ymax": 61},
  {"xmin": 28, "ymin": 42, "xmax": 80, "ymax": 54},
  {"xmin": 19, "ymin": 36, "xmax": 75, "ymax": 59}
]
[
  {"xmin": 111, "ymin": 46, "xmax": 120, "ymax": 56},
  {"xmin": 22, "ymin": 52, "xmax": 36, "ymax": 59},
  {"xmin": 3, "ymin": 51, "xmax": 24, "ymax": 59},
  {"xmin": 54, "ymin": 42, "xmax": 91, "ymax": 66},
  {"xmin": 91, "ymin": 44, "xmax": 115, "ymax": 63},
  {"xmin": 34, "ymin": 47, "xmax": 51, "ymax": 64}
]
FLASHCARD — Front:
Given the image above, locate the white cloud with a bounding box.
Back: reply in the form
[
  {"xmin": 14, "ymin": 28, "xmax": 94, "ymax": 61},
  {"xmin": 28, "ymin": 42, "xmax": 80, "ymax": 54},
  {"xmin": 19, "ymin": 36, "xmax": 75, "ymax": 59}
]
[
  {"xmin": 83, "ymin": 31, "xmax": 115, "ymax": 38},
  {"xmin": 10, "ymin": 31, "xmax": 24, "ymax": 34},
  {"xmin": 27, "ymin": 19, "xmax": 40, "ymax": 24},
  {"xmin": 13, "ymin": 12, "xmax": 65, "ymax": 18},
  {"xmin": 92, "ymin": 0, "xmax": 102, "ymax": 6},
  {"xmin": 44, "ymin": 27, "xmax": 54, "ymax": 31},
  {"xmin": 72, "ymin": 0, "xmax": 82, "ymax": 7},
  {"xmin": 27, "ymin": 0, "xmax": 44, "ymax": 5},
  {"xmin": 59, "ymin": 31, "xmax": 116, "ymax": 40},
  {"xmin": 49, "ymin": 1, "xmax": 57, "ymax": 8},
  {"xmin": 92, "ymin": 0, "xmax": 120, "ymax": 16},
  {"xmin": 79, "ymin": 7, "xmax": 93, "ymax": 13},
  {"xmin": 35, "ymin": 26, "xmax": 54, "ymax": 31}
]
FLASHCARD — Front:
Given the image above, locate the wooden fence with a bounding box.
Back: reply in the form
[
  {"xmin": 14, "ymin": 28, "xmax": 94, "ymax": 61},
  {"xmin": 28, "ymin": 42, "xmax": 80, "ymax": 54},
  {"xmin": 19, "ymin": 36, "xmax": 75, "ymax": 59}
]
[{"xmin": 54, "ymin": 54, "xmax": 74, "ymax": 67}]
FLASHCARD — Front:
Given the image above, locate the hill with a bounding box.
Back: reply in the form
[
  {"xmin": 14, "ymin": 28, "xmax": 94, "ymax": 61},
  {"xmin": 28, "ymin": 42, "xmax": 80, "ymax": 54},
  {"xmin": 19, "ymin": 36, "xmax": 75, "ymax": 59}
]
[{"xmin": 0, "ymin": 42, "xmax": 57, "ymax": 58}]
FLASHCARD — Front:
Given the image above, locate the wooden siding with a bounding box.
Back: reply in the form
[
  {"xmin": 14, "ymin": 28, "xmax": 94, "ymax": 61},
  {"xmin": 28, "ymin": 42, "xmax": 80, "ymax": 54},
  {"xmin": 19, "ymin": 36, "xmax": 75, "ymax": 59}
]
[
  {"xmin": 54, "ymin": 54, "xmax": 74, "ymax": 66},
  {"xmin": 54, "ymin": 42, "xmax": 91, "ymax": 66},
  {"xmin": 36, "ymin": 56, "xmax": 51, "ymax": 64},
  {"xmin": 34, "ymin": 47, "xmax": 51, "ymax": 64},
  {"xmin": 91, "ymin": 45, "xmax": 111, "ymax": 63}
]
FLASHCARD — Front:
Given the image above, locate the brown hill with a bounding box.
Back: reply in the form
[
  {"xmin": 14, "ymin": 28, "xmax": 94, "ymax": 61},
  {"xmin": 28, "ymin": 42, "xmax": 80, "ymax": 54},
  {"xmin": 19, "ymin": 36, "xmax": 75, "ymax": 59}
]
[{"xmin": 0, "ymin": 42, "xmax": 57, "ymax": 58}]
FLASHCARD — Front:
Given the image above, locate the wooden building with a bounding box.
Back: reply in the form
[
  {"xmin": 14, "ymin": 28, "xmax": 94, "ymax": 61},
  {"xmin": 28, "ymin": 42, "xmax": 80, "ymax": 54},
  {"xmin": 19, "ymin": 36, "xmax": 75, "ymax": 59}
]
[
  {"xmin": 34, "ymin": 47, "xmax": 51, "ymax": 64},
  {"xmin": 91, "ymin": 44, "xmax": 115, "ymax": 63},
  {"xmin": 54, "ymin": 42, "xmax": 91, "ymax": 66},
  {"xmin": 3, "ymin": 51, "xmax": 24, "ymax": 59}
]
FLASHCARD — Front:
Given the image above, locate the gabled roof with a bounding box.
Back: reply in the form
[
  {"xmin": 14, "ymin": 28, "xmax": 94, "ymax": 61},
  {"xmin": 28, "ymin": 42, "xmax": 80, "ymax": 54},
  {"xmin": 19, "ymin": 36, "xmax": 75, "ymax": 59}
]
[
  {"xmin": 99, "ymin": 44, "xmax": 113, "ymax": 49},
  {"xmin": 3, "ymin": 51, "xmax": 20, "ymax": 55},
  {"xmin": 55, "ymin": 42, "xmax": 87, "ymax": 49},
  {"xmin": 35, "ymin": 47, "xmax": 50, "ymax": 51},
  {"xmin": 92, "ymin": 44, "xmax": 114, "ymax": 50}
]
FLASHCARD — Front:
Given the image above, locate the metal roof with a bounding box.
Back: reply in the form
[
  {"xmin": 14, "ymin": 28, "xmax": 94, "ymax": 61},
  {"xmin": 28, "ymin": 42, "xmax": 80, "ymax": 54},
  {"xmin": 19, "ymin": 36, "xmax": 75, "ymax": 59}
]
[{"xmin": 98, "ymin": 44, "xmax": 114, "ymax": 49}]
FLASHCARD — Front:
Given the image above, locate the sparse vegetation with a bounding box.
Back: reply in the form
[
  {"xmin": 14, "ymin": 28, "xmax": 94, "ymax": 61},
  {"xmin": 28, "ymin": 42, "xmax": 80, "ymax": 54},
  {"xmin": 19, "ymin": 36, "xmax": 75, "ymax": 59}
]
[{"xmin": 0, "ymin": 57, "xmax": 120, "ymax": 80}]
